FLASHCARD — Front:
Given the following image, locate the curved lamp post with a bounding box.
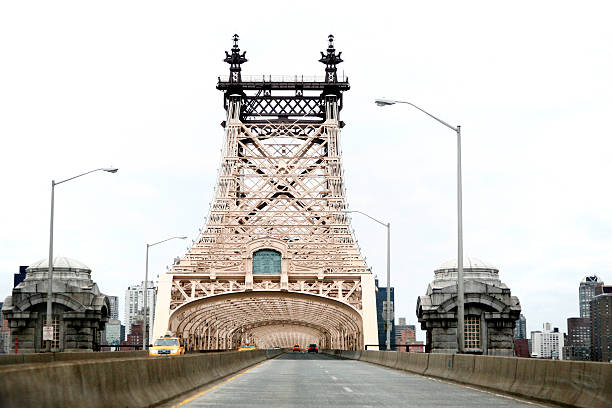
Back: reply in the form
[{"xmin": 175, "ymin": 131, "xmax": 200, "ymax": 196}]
[
  {"xmin": 375, "ymin": 98, "xmax": 465, "ymax": 353},
  {"xmin": 343, "ymin": 209, "xmax": 391, "ymax": 351},
  {"xmin": 143, "ymin": 236, "xmax": 187, "ymax": 349},
  {"xmin": 46, "ymin": 167, "xmax": 118, "ymax": 351}
]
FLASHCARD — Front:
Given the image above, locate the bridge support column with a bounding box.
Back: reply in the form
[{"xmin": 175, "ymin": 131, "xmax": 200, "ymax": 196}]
[
  {"xmin": 361, "ymin": 274, "xmax": 379, "ymax": 350},
  {"xmin": 152, "ymin": 273, "xmax": 172, "ymax": 341}
]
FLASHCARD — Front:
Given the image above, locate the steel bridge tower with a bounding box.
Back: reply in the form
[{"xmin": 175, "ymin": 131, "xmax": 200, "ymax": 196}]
[{"xmin": 153, "ymin": 35, "xmax": 378, "ymax": 350}]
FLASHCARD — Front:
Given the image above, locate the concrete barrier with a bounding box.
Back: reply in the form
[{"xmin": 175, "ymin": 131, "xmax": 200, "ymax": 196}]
[
  {"xmin": 358, "ymin": 350, "xmax": 380, "ymax": 364},
  {"xmin": 339, "ymin": 350, "xmax": 361, "ymax": 360},
  {"xmin": 446, "ymin": 353, "xmax": 475, "ymax": 383},
  {"xmin": 576, "ymin": 361, "xmax": 612, "ymax": 408},
  {"xmin": 325, "ymin": 349, "xmax": 612, "ymax": 408},
  {"xmin": 0, "ymin": 350, "xmax": 147, "ymax": 366},
  {"xmin": 395, "ymin": 351, "xmax": 429, "ymax": 374},
  {"xmin": 0, "ymin": 349, "xmax": 280, "ymax": 408},
  {"xmin": 379, "ymin": 350, "xmax": 399, "ymax": 368},
  {"xmin": 424, "ymin": 353, "xmax": 454, "ymax": 379}
]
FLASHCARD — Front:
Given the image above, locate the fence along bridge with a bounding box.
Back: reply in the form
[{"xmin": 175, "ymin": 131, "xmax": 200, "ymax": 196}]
[{"xmin": 152, "ymin": 34, "xmax": 378, "ymax": 351}]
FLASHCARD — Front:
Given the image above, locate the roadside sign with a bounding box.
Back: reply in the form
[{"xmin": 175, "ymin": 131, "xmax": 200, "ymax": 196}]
[
  {"xmin": 382, "ymin": 301, "xmax": 394, "ymax": 321},
  {"xmin": 43, "ymin": 326, "xmax": 54, "ymax": 341}
]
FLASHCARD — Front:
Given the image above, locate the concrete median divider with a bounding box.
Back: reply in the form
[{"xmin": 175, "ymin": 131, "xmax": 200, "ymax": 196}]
[
  {"xmin": 324, "ymin": 349, "xmax": 612, "ymax": 408},
  {"xmin": 0, "ymin": 349, "xmax": 281, "ymax": 408}
]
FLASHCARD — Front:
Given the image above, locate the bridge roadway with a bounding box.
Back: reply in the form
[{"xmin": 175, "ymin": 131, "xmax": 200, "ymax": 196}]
[{"xmin": 163, "ymin": 352, "xmax": 548, "ymax": 408}]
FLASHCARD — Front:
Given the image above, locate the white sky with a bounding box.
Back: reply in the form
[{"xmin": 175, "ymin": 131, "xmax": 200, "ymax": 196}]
[{"xmin": 1, "ymin": 1, "xmax": 611, "ymax": 341}]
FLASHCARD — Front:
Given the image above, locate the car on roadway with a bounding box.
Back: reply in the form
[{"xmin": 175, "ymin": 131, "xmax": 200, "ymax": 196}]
[
  {"xmin": 307, "ymin": 344, "xmax": 318, "ymax": 353},
  {"xmin": 149, "ymin": 335, "xmax": 185, "ymax": 357},
  {"xmin": 292, "ymin": 344, "xmax": 301, "ymax": 352},
  {"xmin": 238, "ymin": 344, "xmax": 257, "ymax": 351}
]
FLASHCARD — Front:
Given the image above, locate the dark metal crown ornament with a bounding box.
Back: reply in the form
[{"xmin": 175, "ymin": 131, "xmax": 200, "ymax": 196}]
[
  {"xmin": 217, "ymin": 34, "xmax": 349, "ymax": 122},
  {"xmin": 224, "ymin": 34, "xmax": 247, "ymax": 83},
  {"xmin": 319, "ymin": 34, "xmax": 343, "ymax": 83}
]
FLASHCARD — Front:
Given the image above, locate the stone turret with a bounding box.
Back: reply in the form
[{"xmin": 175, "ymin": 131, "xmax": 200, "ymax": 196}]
[
  {"xmin": 2, "ymin": 257, "xmax": 109, "ymax": 352},
  {"xmin": 417, "ymin": 257, "xmax": 521, "ymax": 356}
]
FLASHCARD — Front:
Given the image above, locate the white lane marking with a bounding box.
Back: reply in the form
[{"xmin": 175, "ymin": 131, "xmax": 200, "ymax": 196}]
[
  {"xmin": 331, "ymin": 376, "xmax": 338, "ymax": 381},
  {"xmin": 324, "ymin": 370, "xmax": 329, "ymax": 373},
  {"xmin": 343, "ymin": 386, "xmax": 353, "ymax": 393}
]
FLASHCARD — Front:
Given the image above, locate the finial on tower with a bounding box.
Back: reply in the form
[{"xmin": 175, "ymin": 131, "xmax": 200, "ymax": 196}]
[
  {"xmin": 224, "ymin": 34, "xmax": 248, "ymax": 83},
  {"xmin": 319, "ymin": 34, "xmax": 343, "ymax": 83}
]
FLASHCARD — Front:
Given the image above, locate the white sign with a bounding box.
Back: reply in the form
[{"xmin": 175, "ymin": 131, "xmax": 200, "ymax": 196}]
[
  {"xmin": 43, "ymin": 326, "xmax": 54, "ymax": 341},
  {"xmin": 382, "ymin": 301, "xmax": 394, "ymax": 321}
]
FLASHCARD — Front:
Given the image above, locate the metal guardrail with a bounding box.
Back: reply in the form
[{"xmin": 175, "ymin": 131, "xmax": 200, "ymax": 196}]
[
  {"xmin": 96, "ymin": 344, "xmax": 143, "ymax": 351},
  {"xmin": 218, "ymin": 74, "xmax": 348, "ymax": 83},
  {"xmin": 365, "ymin": 344, "xmax": 426, "ymax": 352}
]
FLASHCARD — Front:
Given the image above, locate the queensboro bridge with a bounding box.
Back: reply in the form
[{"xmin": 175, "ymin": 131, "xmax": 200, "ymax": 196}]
[{"xmin": 153, "ymin": 35, "xmax": 378, "ymax": 351}]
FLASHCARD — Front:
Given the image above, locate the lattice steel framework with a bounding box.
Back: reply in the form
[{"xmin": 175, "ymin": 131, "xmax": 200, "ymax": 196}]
[{"xmin": 153, "ymin": 35, "xmax": 378, "ymax": 351}]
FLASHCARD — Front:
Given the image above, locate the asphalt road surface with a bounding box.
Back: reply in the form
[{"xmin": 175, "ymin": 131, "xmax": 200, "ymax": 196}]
[{"xmin": 167, "ymin": 352, "xmax": 549, "ymax": 407}]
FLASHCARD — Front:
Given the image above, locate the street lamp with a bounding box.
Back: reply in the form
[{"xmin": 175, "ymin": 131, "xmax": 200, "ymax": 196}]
[
  {"xmin": 143, "ymin": 236, "xmax": 187, "ymax": 350},
  {"xmin": 46, "ymin": 167, "xmax": 118, "ymax": 351},
  {"xmin": 343, "ymin": 210, "xmax": 391, "ymax": 351},
  {"xmin": 375, "ymin": 98, "xmax": 465, "ymax": 353}
]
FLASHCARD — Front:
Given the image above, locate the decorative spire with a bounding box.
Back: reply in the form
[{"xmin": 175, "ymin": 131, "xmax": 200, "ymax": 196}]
[
  {"xmin": 224, "ymin": 34, "xmax": 247, "ymax": 83},
  {"xmin": 319, "ymin": 34, "xmax": 343, "ymax": 83}
]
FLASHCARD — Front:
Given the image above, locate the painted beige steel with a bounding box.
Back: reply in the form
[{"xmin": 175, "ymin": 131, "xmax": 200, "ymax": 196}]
[{"xmin": 153, "ymin": 92, "xmax": 377, "ymax": 350}]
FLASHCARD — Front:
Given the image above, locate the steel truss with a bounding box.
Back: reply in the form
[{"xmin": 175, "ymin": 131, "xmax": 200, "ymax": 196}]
[{"xmin": 158, "ymin": 35, "xmax": 375, "ymax": 351}]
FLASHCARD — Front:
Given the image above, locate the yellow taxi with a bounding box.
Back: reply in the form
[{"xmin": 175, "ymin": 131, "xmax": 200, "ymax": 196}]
[
  {"xmin": 238, "ymin": 344, "xmax": 258, "ymax": 351},
  {"xmin": 149, "ymin": 334, "xmax": 185, "ymax": 357}
]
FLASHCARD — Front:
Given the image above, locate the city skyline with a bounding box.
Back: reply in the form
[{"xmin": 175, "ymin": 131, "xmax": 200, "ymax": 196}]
[{"xmin": 2, "ymin": 2, "xmax": 612, "ymax": 341}]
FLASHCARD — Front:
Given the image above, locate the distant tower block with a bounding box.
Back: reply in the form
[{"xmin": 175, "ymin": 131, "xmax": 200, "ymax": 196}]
[
  {"xmin": 153, "ymin": 35, "xmax": 378, "ymax": 351},
  {"xmin": 417, "ymin": 258, "xmax": 521, "ymax": 356}
]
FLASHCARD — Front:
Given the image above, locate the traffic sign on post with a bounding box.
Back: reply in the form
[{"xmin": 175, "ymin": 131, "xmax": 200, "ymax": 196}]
[{"xmin": 382, "ymin": 300, "xmax": 394, "ymax": 321}]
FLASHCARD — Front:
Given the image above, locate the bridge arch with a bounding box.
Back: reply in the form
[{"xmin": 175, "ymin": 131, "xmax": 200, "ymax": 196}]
[{"xmin": 169, "ymin": 291, "xmax": 363, "ymax": 350}]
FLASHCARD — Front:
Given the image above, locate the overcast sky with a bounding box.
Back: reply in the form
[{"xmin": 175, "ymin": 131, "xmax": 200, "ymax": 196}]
[{"xmin": 1, "ymin": 1, "xmax": 611, "ymax": 340}]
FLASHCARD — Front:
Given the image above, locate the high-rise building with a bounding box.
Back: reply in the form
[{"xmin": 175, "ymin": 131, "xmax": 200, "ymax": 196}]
[
  {"xmin": 579, "ymin": 275, "xmax": 603, "ymax": 318},
  {"xmin": 107, "ymin": 296, "xmax": 119, "ymax": 320},
  {"xmin": 100, "ymin": 296, "xmax": 120, "ymax": 347},
  {"xmin": 375, "ymin": 279, "xmax": 395, "ymax": 350},
  {"xmin": 513, "ymin": 338, "xmax": 530, "ymax": 357},
  {"xmin": 590, "ymin": 294, "xmax": 612, "ymax": 362},
  {"xmin": 394, "ymin": 317, "xmax": 424, "ymax": 352},
  {"xmin": 531, "ymin": 323, "xmax": 564, "ymax": 360},
  {"xmin": 124, "ymin": 281, "xmax": 156, "ymax": 343},
  {"xmin": 514, "ymin": 314, "xmax": 527, "ymax": 339},
  {"xmin": 125, "ymin": 321, "xmax": 144, "ymax": 348},
  {"xmin": 563, "ymin": 317, "xmax": 591, "ymax": 361},
  {"xmin": 13, "ymin": 266, "xmax": 27, "ymax": 288}
]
